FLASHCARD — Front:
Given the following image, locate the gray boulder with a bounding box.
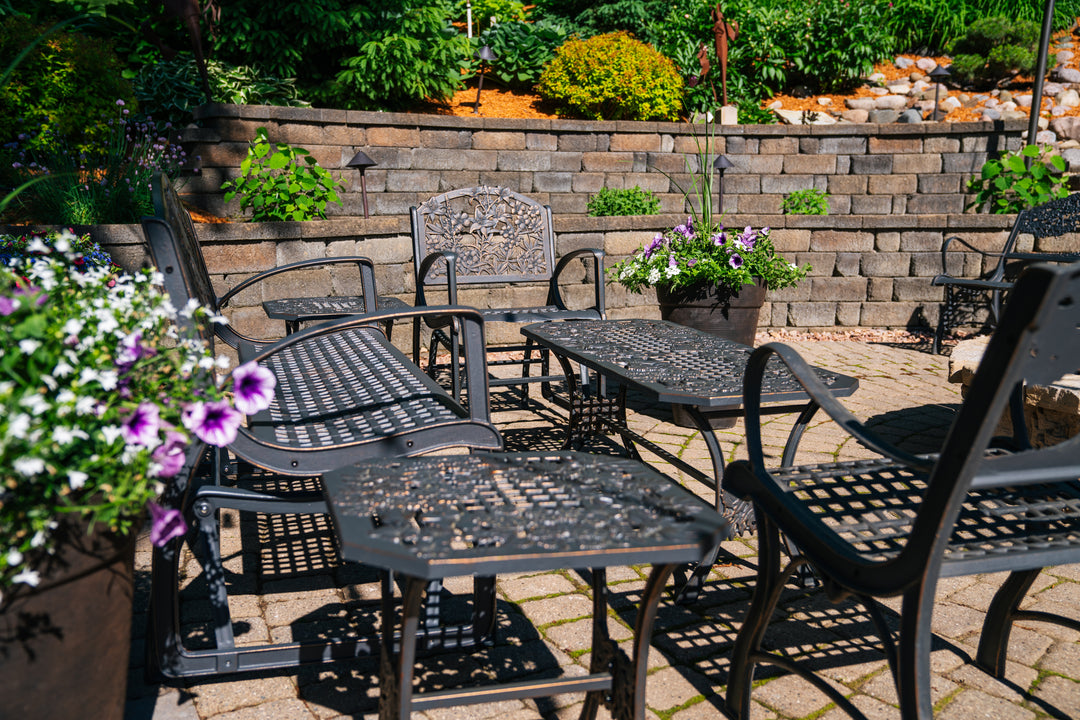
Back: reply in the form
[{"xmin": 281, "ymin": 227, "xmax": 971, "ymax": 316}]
[
  {"xmin": 875, "ymin": 95, "xmax": 908, "ymax": 110},
  {"xmin": 1052, "ymin": 66, "xmax": 1080, "ymax": 83},
  {"xmin": 1051, "ymin": 116, "xmax": 1080, "ymax": 141},
  {"xmin": 981, "ymin": 108, "xmax": 1002, "ymax": 121},
  {"xmin": 894, "ymin": 56, "xmax": 914, "ymax": 69},
  {"xmin": 897, "ymin": 108, "xmax": 923, "ymax": 123},
  {"xmin": 1061, "ymin": 147, "xmax": 1080, "ymax": 171},
  {"xmin": 868, "ymin": 109, "xmax": 900, "ymax": 124},
  {"xmin": 844, "ymin": 97, "xmax": 876, "ymax": 111},
  {"xmin": 841, "ymin": 109, "xmax": 870, "ymax": 123}
]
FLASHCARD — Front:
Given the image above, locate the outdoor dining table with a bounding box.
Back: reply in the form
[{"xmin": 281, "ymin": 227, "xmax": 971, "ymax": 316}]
[
  {"xmin": 322, "ymin": 451, "xmax": 727, "ymax": 719},
  {"xmin": 521, "ymin": 318, "xmax": 859, "ymax": 600}
]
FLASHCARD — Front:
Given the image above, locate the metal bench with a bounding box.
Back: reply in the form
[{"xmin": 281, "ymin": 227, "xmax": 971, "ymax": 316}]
[
  {"xmin": 931, "ymin": 193, "xmax": 1080, "ymax": 354},
  {"xmin": 725, "ymin": 261, "xmax": 1080, "ymax": 719},
  {"xmin": 411, "ymin": 186, "xmax": 605, "ymax": 400},
  {"xmin": 141, "ymin": 174, "xmax": 503, "ymax": 678}
]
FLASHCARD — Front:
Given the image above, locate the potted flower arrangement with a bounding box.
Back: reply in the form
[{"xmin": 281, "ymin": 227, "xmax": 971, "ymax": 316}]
[{"xmin": 0, "ymin": 231, "xmax": 275, "ymax": 719}]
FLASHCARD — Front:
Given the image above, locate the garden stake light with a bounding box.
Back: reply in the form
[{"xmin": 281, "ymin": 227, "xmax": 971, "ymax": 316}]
[
  {"xmin": 474, "ymin": 45, "xmax": 496, "ymax": 114},
  {"xmin": 930, "ymin": 64, "xmax": 951, "ymax": 122},
  {"xmin": 713, "ymin": 154, "xmax": 733, "ymax": 214},
  {"xmin": 346, "ymin": 150, "xmax": 377, "ymax": 218}
]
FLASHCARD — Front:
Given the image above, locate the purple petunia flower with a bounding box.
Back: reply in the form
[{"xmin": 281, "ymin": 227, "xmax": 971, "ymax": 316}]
[
  {"xmin": 183, "ymin": 400, "xmax": 242, "ymax": 447},
  {"xmin": 151, "ymin": 431, "xmax": 189, "ymax": 478},
  {"xmin": 711, "ymin": 232, "xmax": 726, "ymax": 246},
  {"xmin": 643, "ymin": 232, "xmax": 666, "ymax": 259},
  {"xmin": 231, "ymin": 362, "xmax": 277, "ymax": 415},
  {"xmin": 121, "ymin": 402, "xmax": 161, "ymax": 446},
  {"xmin": 0, "ymin": 297, "xmax": 17, "ymax": 315},
  {"xmin": 148, "ymin": 501, "xmax": 186, "ymax": 547},
  {"xmin": 729, "ymin": 253, "xmax": 744, "ymax": 269}
]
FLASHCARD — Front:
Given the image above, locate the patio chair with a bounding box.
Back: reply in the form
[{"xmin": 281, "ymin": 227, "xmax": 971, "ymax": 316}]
[
  {"xmin": 931, "ymin": 192, "xmax": 1080, "ymax": 354},
  {"xmin": 725, "ymin": 260, "xmax": 1080, "ymax": 719},
  {"xmin": 142, "ymin": 174, "xmax": 503, "ymax": 678},
  {"xmin": 411, "ymin": 186, "xmax": 605, "ymax": 400}
]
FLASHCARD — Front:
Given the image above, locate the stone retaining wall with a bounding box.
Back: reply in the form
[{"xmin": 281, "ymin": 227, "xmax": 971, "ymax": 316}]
[
  {"xmin": 25, "ymin": 211, "xmax": 1033, "ymax": 353},
  {"xmin": 181, "ymin": 104, "xmax": 1028, "ymax": 220}
]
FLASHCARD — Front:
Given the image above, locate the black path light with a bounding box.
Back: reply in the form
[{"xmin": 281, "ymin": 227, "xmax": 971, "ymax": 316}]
[
  {"xmin": 713, "ymin": 154, "xmax": 733, "ymax": 214},
  {"xmin": 929, "ymin": 64, "xmax": 951, "ymax": 122},
  {"xmin": 346, "ymin": 150, "xmax": 377, "ymax": 218},
  {"xmin": 474, "ymin": 45, "xmax": 497, "ymax": 114},
  {"xmin": 1028, "ymin": 0, "xmax": 1055, "ymax": 166}
]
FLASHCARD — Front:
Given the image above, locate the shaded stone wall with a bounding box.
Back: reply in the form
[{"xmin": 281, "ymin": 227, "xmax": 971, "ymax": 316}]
[{"xmin": 181, "ymin": 104, "xmax": 1026, "ymax": 220}]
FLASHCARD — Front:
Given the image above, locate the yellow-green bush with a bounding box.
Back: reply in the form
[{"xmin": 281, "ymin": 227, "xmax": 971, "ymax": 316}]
[{"xmin": 536, "ymin": 31, "xmax": 683, "ymax": 122}]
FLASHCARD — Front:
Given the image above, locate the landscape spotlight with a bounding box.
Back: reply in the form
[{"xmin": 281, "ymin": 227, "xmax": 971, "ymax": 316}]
[
  {"xmin": 713, "ymin": 154, "xmax": 733, "ymax": 214},
  {"xmin": 346, "ymin": 150, "xmax": 377, "ymax": 218},
  {"xmin": 929, "ymin": 64, "xmax": 951, "ymax": 122},
  {"xmin": 474, "ymin": 45, "xmax": 497, "ymax": 114}
]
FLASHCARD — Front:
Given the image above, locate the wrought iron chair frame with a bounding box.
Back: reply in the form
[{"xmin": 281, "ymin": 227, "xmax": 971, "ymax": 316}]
[
  {"xmin": 141, "ymin": 174, "xmax": 503, "ymax": 679},
  {"xmin": 931, "ymin": 192, "xmax": 1080, "ymax": 354},
  {"xmin": 726, "ymin": 261, "xmax": 1080, "ymax": 719},
  {"xmin": 410, "ymin": 186, "xmax": 605, "ymax": 400}
]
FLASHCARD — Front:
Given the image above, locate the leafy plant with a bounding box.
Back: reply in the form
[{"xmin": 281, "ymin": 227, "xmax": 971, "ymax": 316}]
[
  {"xmin": 782, "ymin": 188, "xmax": 829, "ymax": 215},
  {"xmin": 470, "ymin": 20, "xmax": 571, "ymax": 90},
  {"xmin": 537, "ymin": 31, "xmax": 684, "ymax": 121},
  {"xmin": 0, "ymin": 233, "xmax": 274, "ymax": 598},
  {"xmin": 221, "ymin": 127, "xmax": 344, "ymax": 221},
  {"xmin": 966, "ymin": 144, "xmax": 1069, "ymax": 214},
  {"xmin": 6, "ymin": 101, "xmax": 189, "ymax": 224},
  {"xmin": 587, "ymin": 186, "xmax": 661, "ymax": 217},
  {"xmin": 950, "ymin": 16, "xmax": 1039, "ymax": 87},
  {"xmin": 134, "ymin": 54, "xmax": 309, "ymax": 126},
  {"xmin": 0, "ymin": 15, "xmax": 135, "ymax": 155}
]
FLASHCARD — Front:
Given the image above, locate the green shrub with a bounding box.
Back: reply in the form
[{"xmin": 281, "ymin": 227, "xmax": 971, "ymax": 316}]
[
  {"xmin": 537, "ymin": 31, "xmax": 683, "ymax": 121},
  {"xmin": 966, "ymin": 144, "xmax": 1069, "ymax": 215},
  {"xmin": 0, "ymin": 16, "xmax": 135, "ymax": 154},
  {"xmin": 782, "ymin": 188, "xmax": 829, "ymax": 215},
  {"xmin": 587, "ymin": 186, "xmax": 661, "ymax": 216},
  {"xmin": 471, "ymin": 20, "xmax": 571, "ymax": 90},
  {"xmin": 134, "ymin": 54, "xmax": 309, "ymax": 126},
  {"xmin": 531, "ymin": 0, "xmax": 668, "ymax": 40},
  {"xmin": 221, "ymin": 127, "xmax": 345, "ymax": 221},
  {"xmin": 950, "ymin": 16, "xmax": 1039, "ymax": 87}
]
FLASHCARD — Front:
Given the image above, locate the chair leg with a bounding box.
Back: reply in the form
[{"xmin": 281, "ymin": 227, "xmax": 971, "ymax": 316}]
[
  {"xmin": 933, "ymin": 289, "xmax": 955, "ymax": 355},
  {"xmin": 975, "ymin": 568, "xmax": 1040, "ymax": 678},
  {"xmin": 895, "ymin": 583, "xmax": 937, "ymax": 720},
  {"xmin": 726, "ymin": 512, "xmax": 786, "ymax": 720}
]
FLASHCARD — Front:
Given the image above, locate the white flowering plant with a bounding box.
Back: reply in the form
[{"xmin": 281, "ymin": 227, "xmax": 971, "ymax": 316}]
[
  {"xmin": 0, "ymin": 232, "xmax": 276, "ymax": 601},
  {"xmin": 608, "ymin": 217, "xmax": 810, "ymax": 294}
]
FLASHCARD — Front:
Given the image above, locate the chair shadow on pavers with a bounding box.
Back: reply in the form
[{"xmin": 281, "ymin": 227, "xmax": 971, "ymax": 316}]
[
  {"xmin": 411, "ymin": 186, "xmax": 606, "ymax": 402},
  {"xmin": 141, "ymin": 173, "xmax": 504, "ymax": 680},
  {"xmin": 725, "ymin": 260, "xmax": 1080, "ymax": 720}
]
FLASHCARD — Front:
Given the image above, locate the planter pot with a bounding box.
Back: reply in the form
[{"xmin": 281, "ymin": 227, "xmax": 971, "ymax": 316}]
[
  {"xmin": 656, "ymin": 281, "xmax": 767, "ymax": 428},
  {"xmin": 0, "ymin": 518, "xmax": 137, "ymax": 720}
]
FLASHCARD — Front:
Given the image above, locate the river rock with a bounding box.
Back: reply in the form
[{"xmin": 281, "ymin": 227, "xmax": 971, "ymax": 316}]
[
  {"xmin": 1055, "ymin": 51, "xmax": 1074, "ymax": 65},
  {"xmin": 886, "ymin": 82, "xmax": 912, "ymax": 95},
  {"xmin": 938, "ymin": 96, "xmax": 962, "ymax": 112},
  {"xmin": 1044, "ymin": 82, "xmax": 1065, "ymax": 96},
  {"xmin": 1052, "ymin": 105, "xmax": 1069, "ymax": 116},
  {"xmin": 910, "ymin": 71, "xmax": 927, "ymax": 82},
  {"xmin": 912, "ymin": 80, "xmax": 931, "ymax": 93},
  {"xmin": 895, "ymin": 56, "xmax": 914, "ymax": 69},
  {"xmin": 869, "ymin": 86, "xmax": 889, "ymax": 96},
  {"xmin": 915, "ymin": 57, "xmax": 937, "ymax": 71},
  {"xmin": 1036, "ymin": 130, "xmax": 1058, "ymax": 144},
  {"xmin": 1057, "ymin": 88, "xmax": 1080, "ymax": 108},
  {"xmin": 875, "ymin": 95, "xmax": 908, "ymax": 110},
  {"xmin": 1016, "ymin": 94, "xmax": 1033, "ymax": 108},
  {"xmin": 897, "ymin": 108, "xmax": 923, "ymax": 123},
  {"xmin": 1051, "ymin": 116, "xmax": 1080, "ymax": 141},
  {"xmin": 866, "ymin": 72, "xmax": 886, "ymax": 84},
  {"xmin": 1062, "ymin": 147, "xmax": 1080, "ymax": 171},
  {"xmin": 845, "ymin": 97, "xmax": 876, "ymax": 110},
  {"xmin": 1001, "ymin": 101, "xmax": 1018, "ymax": 111},
  {"xmin": 1052, "ymin": 66, "xmax": 1080, "ymax": 83},
  {"xmin": 981, "ymin": 108, "xmax": 1002, "ymax": 121},
  {"xmin": 1001, "ymin": 110, "xmax": 1027, "ymax": 121},
  {"xmin": 984, "ymin": 97, "xmax": 999, "ymax": 108},
  {"xmin": 841, "ymin": 109, "xmax": 869, "ymax": 123},
  {"xmin": 999, "ymin": 90, "xmax": 1012, "ymax": 103},
  {"xmin": 817, "ymin": 97, "xmax": 833, "ymax": 106},
  {"xmin": 868, "ymin": 109, "xmax": 900, "ymax": 123}
]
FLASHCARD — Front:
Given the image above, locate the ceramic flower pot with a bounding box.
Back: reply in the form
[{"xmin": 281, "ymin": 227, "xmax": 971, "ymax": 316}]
[
  {"xmin": 656, "ymin": 280, "xmax": 767, "ymax": 427},
  {"xmin": 0, "ymin": 517, "xmax": 136, "ymax": 720}
]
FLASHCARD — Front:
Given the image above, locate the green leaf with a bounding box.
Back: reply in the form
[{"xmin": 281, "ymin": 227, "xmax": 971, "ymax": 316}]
[{"xmin": 266, "ymin": 153, "xmax": 289, "ymax": 170}]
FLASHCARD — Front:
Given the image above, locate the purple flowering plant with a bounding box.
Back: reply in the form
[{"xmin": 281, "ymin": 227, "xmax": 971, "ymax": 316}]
[
  {"xmin": 608, "ymin": 116, "xmax": 809, "ymax": 295},
  {"xmin": 0, "ymin": 231, "xmax": 275, "ymax": 601}
]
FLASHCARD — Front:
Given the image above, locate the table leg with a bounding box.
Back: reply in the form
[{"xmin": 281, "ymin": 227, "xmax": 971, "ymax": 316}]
[
  {"xmin": 551, "ymin": 353, "xmax": 623, "ymax": 450},
  {"xmin": 581, "ymin": 564, "xmax": 677, "ymax": 720},
  {"xmin": 379, "ymin": 572, "xmax": 425, "ymax": 720}
]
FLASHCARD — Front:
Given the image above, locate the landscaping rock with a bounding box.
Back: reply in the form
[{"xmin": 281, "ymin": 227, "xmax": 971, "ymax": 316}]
[
  {"xmin": 868, "ymin": 109, "xmax": 900, "ymax": 124},
  {"xmin": 1016, "ymin": 94, "xmax": 1033, "ymax": 108},
  {"xmin": 1044, "ymin": 81, "xmax": 1066, "ymax": 96},
  {"xmin": 844, "ymin": 97, "xmax": 876, "ymax": 110},
  {"xmin": 866, "ymin": 72, "xmax": 886, "ymax": 83},
  {"xmin": 869, "ymin": 86, "xmax": 889, "ymax": 96},
  {"xmin": 767, "ymin": 99, "xmax": 783, "ymax": 110},
  {"xmin": 938, "ymin": 96, "xmax": 962, "ymax": 112},
  {"xmin": 897, "ymin": 108, "xmax": 923, "ymax": 123},
  {"xmin": 817, "ymin": 97, "xmax": 833, "ymax": 106},
  {"xmin": 915, "ymin": 57, "xmax": 937, "ymax": 71},
  {"xmin": 887, "ymin": 82, "xmax": 911, "ymax": 95},
  {"xmin": 875, "ymin": 95, "xmax": 908, "ymax": 110},
  {"xmin": 1052, "ymin": 66, "xmax": 1080, "ymax": 83},
  {"xmin": 1062, "ymin": 147, "xmax": 1080, "ymax": 171},
  {"xmin": 1001, "ymin": 110, "xmax": 1028, "ymax": 121},
  {"xmin": 1051, "ymin": 116, "xmax": 1080, "ymax": 141},
  {"xmin": 910, "ymin": 71, "xmax": 927, "ymax": 82},
  {"xmin": 841, "ymin": 109, "xmax": 869, "ymax": 123},
  {"xmin": 894, "ymin": 56, "xmax": 914, "ymax": 69},
  {"xmin": 981, "ymin": 108, "xmax": 1002, "ymax": 121},
  {"xmin": 1036, "ymin": 130, "xmax": 1058, "ymax": 144},
  {"xmin": 999, "ymin": 90, "xmax": 1013, "ymax": 103},
  {"xmin": 1001, "ymin": 101, "xmax": 1018, "ymax": 111},
  {"xmin": 1053, "ymin": 105, "xmax": 1070, "ymax": 116},
  {"xmin": 774, "ymin": 108, "xmax": 806, "ymax": 124},
  {"xmin": 1057, "ymin": 88, "xmax": 1080, "ymax": 108}
]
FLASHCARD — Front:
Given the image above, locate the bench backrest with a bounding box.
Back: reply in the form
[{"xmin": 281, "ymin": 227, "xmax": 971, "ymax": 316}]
[{"xmin": 410, "ymin": 186, "xmax": 556, "ymax": 285}]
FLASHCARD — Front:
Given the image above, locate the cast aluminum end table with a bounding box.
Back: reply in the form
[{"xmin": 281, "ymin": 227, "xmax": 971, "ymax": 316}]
[
  {"xmin": 521, "ymin": 319, "xmax": 859, "ymax": 599},
  {"xmin": 263, "ymin": 295, "xmax": 411, "ymax": 337},
  {"xmin": 323, "ymin": 451, "xmax": 727, "ymax": 720}
]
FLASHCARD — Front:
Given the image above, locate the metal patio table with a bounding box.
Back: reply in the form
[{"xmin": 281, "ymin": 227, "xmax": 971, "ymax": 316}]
[
  {"xmin": 521, "ymin": 319, "xmax": 859, "ymax": 598},
  {"xmin": 263, "ymin": 295, "xmax": 410, "ymax": 337},
  {"xmin": 323, "ymin": 451, "xmax": 726, "ymax": 720}
]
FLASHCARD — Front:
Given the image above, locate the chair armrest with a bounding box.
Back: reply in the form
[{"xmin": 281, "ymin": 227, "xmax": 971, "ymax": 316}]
[
  {"xmin": 217, "ymin": 257, "xmax": 378, "ymax": 311},
  {"xmin": 741, "ymin": 343, "xmax": 934, "ymax": 473},
  {"xmin": 414, "ymin": 250, "xmax": 459, "ymax": 308},
  {"xmin": 550, "ymin": 247, "xmax": 606, "ymax": 316}
]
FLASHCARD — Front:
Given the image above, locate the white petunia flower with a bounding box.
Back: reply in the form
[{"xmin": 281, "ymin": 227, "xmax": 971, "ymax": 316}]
[
  {"xmin": 30, "ymin": 530, "xmax": 46, "ymax": 548},
  {"xmin": 98, "ymin": 370, "xmax": 118, "ymax": 391},
  {"xmin": 13, "ymin": 569, "xmax": 41, "ymax": 587},
  {"xmin": 7, "ymin": 413, "xmax": 30, "ymax": 439},
  {"xmin": 18, "ymin": 339, "xmax": 41, "ymax": 355},
  {"xmin": 53, "ymin": 360, "xmax": 75, "ymax": 377},
  {"xmin": 20, "ymin": 395, "xmax": 49, "ymax": 416},
  {"xmin": 68, "ymin": 471, "xmax": 88, "ymax": 490},
  {"xmin": 14, "ymin": 457, "xmax": 45, "ymax": 476},
  {"xmin": 27, "ymin": 237, "xmax": 50, "ymax": 254},
  {"xmin": 6, "ymin": 549, "xmax": 23, "ymax": 565},
  {"xmin": 101, "ymin": 425, "xmax": 124, "ymax": 445}
]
